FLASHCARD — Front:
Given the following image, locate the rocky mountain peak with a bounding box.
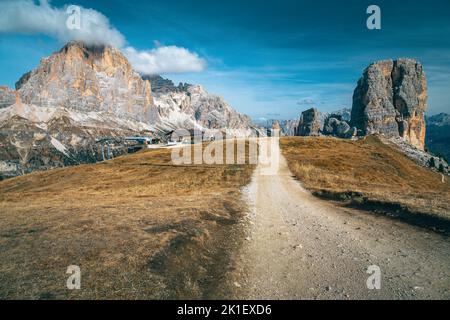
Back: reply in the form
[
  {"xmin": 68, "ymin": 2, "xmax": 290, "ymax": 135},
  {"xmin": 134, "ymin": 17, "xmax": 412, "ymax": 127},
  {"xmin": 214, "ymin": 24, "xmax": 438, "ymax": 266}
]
[
  {"xmin": 142, "ymin": 74, "xmax": 192, "ymax": 95},
  {"xmin": 147, "ymin": 74, "xmax": 254, "ymax": 133},
  {"xmin": 296, "ymin": 107, "xmax": 321, "ymax": 136},
  {"xmin": 0, "ymin": 43, "xmax": 255, "ymax": 178},
  {"xmin": 14, "ymin": 41, "xmax": 157, "ymax": 123},
  {"xmin": 351, "ymin": 58, "xmax": 427, "ymax": 150},
  {"xmin": 427, "ymin": 113, "xmax": 450, "ymax": 126}
]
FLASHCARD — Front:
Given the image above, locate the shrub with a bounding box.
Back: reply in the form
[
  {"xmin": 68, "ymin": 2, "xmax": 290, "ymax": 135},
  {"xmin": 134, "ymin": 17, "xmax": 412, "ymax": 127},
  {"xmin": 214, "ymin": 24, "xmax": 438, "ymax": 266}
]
[{"xmin": 428, "ymin": 157, "xmax": 436, "ymax": 168}]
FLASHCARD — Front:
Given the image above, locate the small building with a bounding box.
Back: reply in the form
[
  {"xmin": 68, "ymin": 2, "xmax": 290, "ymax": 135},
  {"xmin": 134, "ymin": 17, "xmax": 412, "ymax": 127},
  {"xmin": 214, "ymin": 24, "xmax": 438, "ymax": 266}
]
[
  {"xmin": 165, "ymin": 129, "xmax": 205, "ymax": 144},
  {"xmin": 124, "ymin": 136, "xmax": 160, "ymax": 153}
]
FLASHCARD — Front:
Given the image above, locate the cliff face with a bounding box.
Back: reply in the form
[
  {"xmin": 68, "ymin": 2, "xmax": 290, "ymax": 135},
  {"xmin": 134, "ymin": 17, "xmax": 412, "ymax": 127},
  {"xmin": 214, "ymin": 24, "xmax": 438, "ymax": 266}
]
[
  {"xmin": 146, "ymin": 75, "xmax": 254, "ymax": 136},
  {"xmin": 351, "ymin": 59, "xmax": 427, "ymax": 150},
  {"xmin": 0, "ymin": 42, "xmax": 160, "ymax": 178},
  {"xmin": 0, "ymin": 87, "xmax": 18, "ymax": 109},
  {"xmin": 296, "ymin": 108, "xmax": 321, "ymax": 136},
  {"xmin": 279, "ymin": 120, "xmax": 299, "ymax": 136},
  {"xmin": 16, "ymin": 41, "xmax": 159, "ymax": 124}
]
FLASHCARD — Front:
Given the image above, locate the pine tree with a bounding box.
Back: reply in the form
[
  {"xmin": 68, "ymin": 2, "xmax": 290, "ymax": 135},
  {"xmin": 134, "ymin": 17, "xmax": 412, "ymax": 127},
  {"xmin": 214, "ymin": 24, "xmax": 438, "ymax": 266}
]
[{"xmin": 428, "ymin": 157, "xmax": 436, "ymax": 168}]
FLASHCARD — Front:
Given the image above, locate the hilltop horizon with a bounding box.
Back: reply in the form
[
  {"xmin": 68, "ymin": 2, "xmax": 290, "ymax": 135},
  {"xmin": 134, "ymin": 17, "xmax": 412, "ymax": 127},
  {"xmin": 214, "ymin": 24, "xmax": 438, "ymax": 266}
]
[
  {"xmin": 1, "ymin": 0, "xmax": 450, "ymax": 120},
  {"xmin": 3, "ymin": 40, "xmax": 448, "ymax": 126}
]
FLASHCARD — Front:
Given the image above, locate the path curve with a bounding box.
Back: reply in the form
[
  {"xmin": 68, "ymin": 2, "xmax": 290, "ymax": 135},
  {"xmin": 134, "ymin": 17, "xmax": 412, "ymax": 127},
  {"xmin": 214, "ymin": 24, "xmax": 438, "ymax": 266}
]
[{"xmin": 230, "ymin": 140, "xmax": 450, "ymax": 299}]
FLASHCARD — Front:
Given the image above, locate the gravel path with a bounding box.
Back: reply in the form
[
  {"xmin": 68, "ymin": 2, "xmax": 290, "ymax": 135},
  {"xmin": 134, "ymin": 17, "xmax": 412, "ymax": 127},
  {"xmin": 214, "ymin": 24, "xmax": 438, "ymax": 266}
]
[{"xmin": 230, "ymin": 141, "xmax": 450, "ymax": 299}]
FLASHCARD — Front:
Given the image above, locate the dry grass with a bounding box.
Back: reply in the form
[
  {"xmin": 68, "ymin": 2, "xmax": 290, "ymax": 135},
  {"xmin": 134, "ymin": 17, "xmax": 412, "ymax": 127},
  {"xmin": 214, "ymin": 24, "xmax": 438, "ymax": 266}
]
[
  {"xmin": 280, "ymin": 136, "xmax": 450, "ymax": 220},
  {"xmin": 0, "ymin": 142, "xmax": 254, "ymax": 299}
]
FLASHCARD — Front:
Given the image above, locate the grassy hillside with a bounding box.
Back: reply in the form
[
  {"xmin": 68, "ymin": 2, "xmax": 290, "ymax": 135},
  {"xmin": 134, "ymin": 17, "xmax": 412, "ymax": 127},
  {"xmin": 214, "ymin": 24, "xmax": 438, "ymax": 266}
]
[
  {"xmin": 281, "ymin": 136, "xmax": 450, "ymax": 223},
  {"xmin": 0, "ymin": 143, "xmax": 254, "ymax": 299}
]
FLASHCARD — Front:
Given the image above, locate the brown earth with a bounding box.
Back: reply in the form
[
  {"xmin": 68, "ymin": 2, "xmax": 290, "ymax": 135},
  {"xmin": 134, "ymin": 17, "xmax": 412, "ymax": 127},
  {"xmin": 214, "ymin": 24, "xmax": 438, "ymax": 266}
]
[
  {"xmin": 280, "ymin": 136, "xmax": 450, "ymax": 231},
  {"xmin": 0, "ymin": 143, "xmax": 254, "ymax": 299},
  {"xmin": 228, "ymin": 141, "xmax": 450, "ymax": 299},
  {"xmin": 1, "ymin": 136, "xmax": 449, "ymax": 300}
]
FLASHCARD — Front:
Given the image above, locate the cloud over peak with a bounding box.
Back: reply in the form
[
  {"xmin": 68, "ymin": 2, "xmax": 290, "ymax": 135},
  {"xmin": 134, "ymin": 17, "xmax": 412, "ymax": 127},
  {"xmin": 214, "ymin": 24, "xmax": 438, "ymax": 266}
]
[
  {"xmin": 0, "ymin": 0, "xmax": 206, "ymax": 74},
  {"xmin": 124, "ymin": 46, "xmax": 207, "ymax": 75}
]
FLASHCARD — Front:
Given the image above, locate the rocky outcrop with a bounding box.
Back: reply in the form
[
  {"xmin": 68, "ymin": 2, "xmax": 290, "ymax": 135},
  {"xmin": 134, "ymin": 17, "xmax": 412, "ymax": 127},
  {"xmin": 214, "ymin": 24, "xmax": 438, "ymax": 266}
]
[
  {"xmin": 351, "ymin": 59, "xmax": 427, "ymax": 150},
  {"xmin": 16, "ymin": 41, "xmax": 159, "ymax": 124},
  {"xmin": 0, "ymin": 87, "xmax": 17, "ymax": 109},
  {"xmin": 142, "ymin": 75, "xmax": 189, "ymax": 94},
  {"xmin": 150, "ymin": 76, "xmax": 254, "ymax": 136},
  {"xmin": 296, "ymin": 108, "xmax": 321, "ymax": 136},
  {"xmin": 385, "ymin": 136, "xmax": 449, "ymax": 175},
  {"xmin": 323, "ymin": 115, "xmax": 357, "ymax": 139},
  {"xmin": 279, "ymin": 120, "xmax": 299, "ymax": 136},
  {"xmin": 323, "ymin": 108, "xmax": 352, "ymax": 123}
]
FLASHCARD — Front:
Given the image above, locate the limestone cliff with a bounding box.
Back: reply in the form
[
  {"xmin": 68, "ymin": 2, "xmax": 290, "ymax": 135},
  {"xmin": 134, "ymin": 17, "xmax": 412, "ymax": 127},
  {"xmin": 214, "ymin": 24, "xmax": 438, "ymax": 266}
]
[
  {"xmin": 351, "ymin": 59, "xmax": 427, "ymax": 150},
  {"xmin": 16, "ymin": 41, "xmax": 159, "ymax": 124},
  {"xmin": 144, "ymin": 75, "xmax": 254, "ymax": 136},
  {"xmin": 296, "ymin": 108, "xmax": 321, "ymax": 136}
]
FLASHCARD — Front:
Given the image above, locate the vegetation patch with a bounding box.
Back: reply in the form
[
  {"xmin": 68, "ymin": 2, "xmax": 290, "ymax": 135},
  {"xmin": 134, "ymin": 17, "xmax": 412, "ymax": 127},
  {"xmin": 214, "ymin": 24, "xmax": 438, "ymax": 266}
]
[
  {"xmin": 281, "ymin": 136, "xmax": 450, "ymax": 233},
  {"xmin": 0, "ymin": 143, "xmax": 254, "ymax": 299}
]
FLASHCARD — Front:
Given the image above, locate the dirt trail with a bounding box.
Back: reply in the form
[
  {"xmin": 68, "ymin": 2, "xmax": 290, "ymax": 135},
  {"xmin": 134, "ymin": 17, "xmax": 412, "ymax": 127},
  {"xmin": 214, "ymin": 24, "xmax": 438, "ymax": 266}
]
[{"xmin": 229, "ymin": 139, "xmax": 450, "ymax": 299}]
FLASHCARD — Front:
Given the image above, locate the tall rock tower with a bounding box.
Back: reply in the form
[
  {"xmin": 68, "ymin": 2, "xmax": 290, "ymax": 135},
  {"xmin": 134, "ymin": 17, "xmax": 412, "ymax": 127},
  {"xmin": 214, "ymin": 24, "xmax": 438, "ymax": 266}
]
[{"xmin": 351, "ymin": 59, "xmax": 427, "ymax": 150}]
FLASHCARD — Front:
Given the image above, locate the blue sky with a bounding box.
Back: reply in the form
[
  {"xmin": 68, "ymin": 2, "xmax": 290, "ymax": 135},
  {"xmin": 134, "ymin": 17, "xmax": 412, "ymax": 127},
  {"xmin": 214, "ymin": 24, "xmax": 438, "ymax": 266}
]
[{"xmin": 0, "ymin": 0, "xmax": 449, "ymax": 120}]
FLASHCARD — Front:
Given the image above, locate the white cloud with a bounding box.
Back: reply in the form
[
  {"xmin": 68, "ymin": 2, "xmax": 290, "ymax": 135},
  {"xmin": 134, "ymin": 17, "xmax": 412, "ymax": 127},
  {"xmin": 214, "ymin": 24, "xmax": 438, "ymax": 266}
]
[
  {"xmin": 0, "ymin": 0, "xmax": 207, "ymax": 74},
  {"xmin": 124, "ymin": 46, "xmax": 207, "ymax": 75},
  {"xmin": 0, "ymin": 0, "xmax": 125, "ymax": 47}
]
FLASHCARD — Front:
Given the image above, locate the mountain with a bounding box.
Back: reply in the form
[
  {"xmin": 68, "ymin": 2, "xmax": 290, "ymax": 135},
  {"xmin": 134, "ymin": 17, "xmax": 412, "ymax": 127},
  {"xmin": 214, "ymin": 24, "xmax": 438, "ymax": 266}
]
[
  {"xmin": 426, "ymin": 113, "xmax": 450, "ymax": 161},
  {"xmin": 143, "ymin": 75, "xmax": 254, "ymax": 135},
  {"xmin": 427, "ymin": 113, "xmax": 450, "ymax": 126},
  {"xmin": 295, "ymin": 108, "xmax": 322, "ymax": 136},
  {"xmin": 15, "ymin": 42, "xmax": 159, "ymax": 123},
  {"xmin": 323, "ymin": 108, "xmax": 352, "ymax": 122},
  {"xmin": 0, "ymin": 42, "xmax": 253, "ymax": 178},
  {"xmin": 278, "ymin": 119, "xmax": 299, "ymax": 136},
  {"xmin": 351, "ymin": 59, "xmax": 427, "ymax": 150},
  {"xmin": 292, "ymin": 107, "xmax": 355, "ymax": 138}
]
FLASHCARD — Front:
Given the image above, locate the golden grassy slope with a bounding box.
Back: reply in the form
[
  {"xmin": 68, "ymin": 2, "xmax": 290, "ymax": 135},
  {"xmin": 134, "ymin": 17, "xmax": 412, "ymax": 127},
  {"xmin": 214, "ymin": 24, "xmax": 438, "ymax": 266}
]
[
  {"xmin": 0, "ymin": 144, "xmax": 254, "ymax": 299},
  {"xmin": 280, "ymin": 136, "xmax": 450, "ymax": 220}
]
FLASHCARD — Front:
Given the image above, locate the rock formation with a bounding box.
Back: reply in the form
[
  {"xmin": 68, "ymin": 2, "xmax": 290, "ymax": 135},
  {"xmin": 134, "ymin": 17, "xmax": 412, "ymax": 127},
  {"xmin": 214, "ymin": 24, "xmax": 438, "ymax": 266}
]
[
  {"xmin": 296, "ymin": 108, "xmax": 321, "ymax": 136},
  {"xmin": 142, "ymin": 75, "xmax": 187, "ymax": 94},
  {"xmin": 322, "ymin": 108, "xmax": 352, "ymax": 122},
  {"xmin": 0, "ymin": 87, "xmax": 17, "ymax": 109},
  {"xmin": 351, "ymin": 59, "xmax": 427, "ymax": 150},
  {"xmin": 323, "ymin": 115, "xmax": 357, "ymax": 139},
  {"xmin": 147, "ymin": 75, "xmax": 254, "ymax": 136},
  {"xmin": 271, "ymin": 120, "xmax": 281, "ymax": 132},
  {"xmin": 0, "ymin": 42, "xmax": 254, "ymax": 178},
  {"xmin": 278, "ymin": 119, "xmax": 299, "ymax": 136},
  {"xmin": 16, "ymin": 41, "xmax": 159, "ymax": 123}
]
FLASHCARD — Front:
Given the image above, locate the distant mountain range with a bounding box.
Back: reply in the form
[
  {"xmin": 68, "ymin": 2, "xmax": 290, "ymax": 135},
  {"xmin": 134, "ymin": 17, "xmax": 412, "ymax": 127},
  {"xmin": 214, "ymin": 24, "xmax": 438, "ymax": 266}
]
[
  {"xmin": 0, "ymin": 41, "xmax": 255, "ymax": 178},
  {"xmin": 426, "ymin": 113, "xmax": 450, "ymax": 161},
  {"xmin": 142, "ymin": 75, "xmax": 254, "ymax": 134}
]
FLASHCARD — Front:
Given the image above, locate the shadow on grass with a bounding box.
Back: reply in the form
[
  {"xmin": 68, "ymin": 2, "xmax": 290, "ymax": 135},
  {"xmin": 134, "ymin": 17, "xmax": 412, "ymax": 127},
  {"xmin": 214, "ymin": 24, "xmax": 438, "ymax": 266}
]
[{"xmin": 313, "ymin": 190, "xmax": 450, "ymax": 237}]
